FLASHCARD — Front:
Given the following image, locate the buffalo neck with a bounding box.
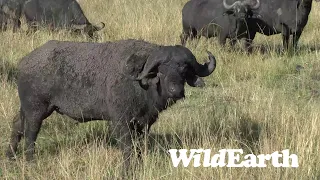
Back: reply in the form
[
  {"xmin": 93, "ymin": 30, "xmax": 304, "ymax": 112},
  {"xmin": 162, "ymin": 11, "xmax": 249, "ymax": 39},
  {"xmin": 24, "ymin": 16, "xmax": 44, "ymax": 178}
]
[{"xmin": 297, "ymin": 0, "xmax": 313, "ymax": 28}]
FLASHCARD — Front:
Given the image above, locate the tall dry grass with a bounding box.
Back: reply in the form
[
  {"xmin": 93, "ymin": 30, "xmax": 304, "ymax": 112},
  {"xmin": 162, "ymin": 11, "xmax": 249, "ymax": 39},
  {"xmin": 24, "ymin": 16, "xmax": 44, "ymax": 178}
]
[{"xmin": 1, "ymin": 0, "xmax": 320, "ymax": 179}]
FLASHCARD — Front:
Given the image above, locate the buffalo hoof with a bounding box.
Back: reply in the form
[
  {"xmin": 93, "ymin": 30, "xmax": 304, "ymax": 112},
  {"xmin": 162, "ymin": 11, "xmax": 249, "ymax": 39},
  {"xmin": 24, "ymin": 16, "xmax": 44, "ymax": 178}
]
[{"xmin": 6, "ymin": 150, "xmax": 17, "ymax": 161}]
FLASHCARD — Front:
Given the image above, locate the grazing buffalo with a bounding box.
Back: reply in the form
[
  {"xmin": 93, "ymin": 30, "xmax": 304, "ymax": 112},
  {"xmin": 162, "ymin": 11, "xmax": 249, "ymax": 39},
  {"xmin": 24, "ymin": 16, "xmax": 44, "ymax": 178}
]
[
  {"xmin": 0, "ymin": 0, "xmax": 105, "ymax": 37},
  {"xmin": 0, "ymin": 0, "xmax": 24, "ymax": 32},
  {"xmin": 0, "ymin": 11, "xmax": 9, "ymax": 31},
  {"xmin": 6, "ymin": 39, "xmax": 216, "ymax": 170},
  {"xmin": 181, "ymin": 0, "xmax": 260, "ymax": 50},
  {"xmin": 246, "ymin": 0, "xmax": 319, "ymax": 50},
  {"xmin": 23, "ymin": 0, "xmax": 105, "ymax": 37}
]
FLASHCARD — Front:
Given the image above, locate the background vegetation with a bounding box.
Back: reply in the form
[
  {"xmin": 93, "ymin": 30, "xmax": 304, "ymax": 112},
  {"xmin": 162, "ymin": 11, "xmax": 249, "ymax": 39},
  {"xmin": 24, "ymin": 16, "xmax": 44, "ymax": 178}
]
[{"xmin": 1, "ymin": 0, "xmax": 320, "ymax": 179}]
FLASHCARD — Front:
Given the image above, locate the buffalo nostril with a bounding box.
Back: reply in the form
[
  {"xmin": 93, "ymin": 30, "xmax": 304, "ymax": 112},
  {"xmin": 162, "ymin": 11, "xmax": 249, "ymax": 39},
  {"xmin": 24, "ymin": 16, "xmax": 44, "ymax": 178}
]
[
  {"xmin": 168, "ymin": 86, "xmax": 185, "ymax": 98},
  {"xmin": 169, "ymin": 87, "xmax": 176, "ymax": 93}
]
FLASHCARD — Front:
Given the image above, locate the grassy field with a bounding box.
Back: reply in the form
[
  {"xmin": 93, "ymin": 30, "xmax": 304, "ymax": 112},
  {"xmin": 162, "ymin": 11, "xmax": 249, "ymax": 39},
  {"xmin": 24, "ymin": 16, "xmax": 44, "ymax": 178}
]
[{"xmin": 1, "ymin": 0, "xmax": 320, "ymax": 179}]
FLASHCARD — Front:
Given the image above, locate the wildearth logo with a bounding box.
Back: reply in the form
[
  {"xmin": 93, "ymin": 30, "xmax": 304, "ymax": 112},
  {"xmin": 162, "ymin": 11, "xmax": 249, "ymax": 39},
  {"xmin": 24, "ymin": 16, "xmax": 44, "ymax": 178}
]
[{"xmin": 168, "ymin": 149, "xmax": 299, "ymax": 168}]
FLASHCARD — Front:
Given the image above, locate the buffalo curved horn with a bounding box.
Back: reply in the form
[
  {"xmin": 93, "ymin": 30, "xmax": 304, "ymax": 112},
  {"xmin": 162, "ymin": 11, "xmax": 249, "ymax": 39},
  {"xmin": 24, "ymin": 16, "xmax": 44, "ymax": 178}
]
[
  {"xmin": 71, "ymin": 24, "xmax": 87, "ymax": 30},
  {"xmin": 250, "ymin": 0, "xmax": 260, "ymax": 9},
  {"xmin": 223, "ymin": 0, "xmax": 241, "ymax": 10},
  {"xmin": 71, "ymin": 22, "xmax": 105, "ymax": 31},
  {"xmin": 135, "ymin": 50, "xmax": 216, "ymax": 80},
  {"xmin": 188, "ymin": 51, "xmax": 216, "ymax": 77},
  {"xmin": 92, "ymin": 22, "xmax": 105, "ymax": 31}
]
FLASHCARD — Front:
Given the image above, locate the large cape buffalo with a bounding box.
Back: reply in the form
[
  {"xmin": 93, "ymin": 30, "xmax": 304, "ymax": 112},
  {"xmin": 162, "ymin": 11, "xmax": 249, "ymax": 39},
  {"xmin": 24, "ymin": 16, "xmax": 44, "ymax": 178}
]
[
  {"xmin": 181, "ymin": 0, "xmax": 260, "ymax": 50},
  {"xmin": 6, "ymin": 39, "xmax": 216, "ymax": 171},
  {"xmin": 246, "ymin": 0, "xmax": 319, "ymax": 50}
]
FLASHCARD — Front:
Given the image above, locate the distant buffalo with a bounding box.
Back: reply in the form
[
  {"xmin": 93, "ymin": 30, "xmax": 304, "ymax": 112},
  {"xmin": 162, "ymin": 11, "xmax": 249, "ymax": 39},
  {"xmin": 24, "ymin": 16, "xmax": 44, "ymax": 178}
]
[
  {"xmin": 0, "ymin": 0, "xmax": 105, "ymax": 37},
  {"xmin": 0, "ymin": 0, "xmax": 24, "ymax": 32},
  {"xmin": 244, "ymin": 0, "xmax": 319, "ymax": 50},
  {"xmin": 181, "ymin": 0, "xmax": 260, "ymax": 50},
  {"xmin": 6, "ymin": 39, "xmax": 216, "ymax": 170},
  {"xmin": 0, "ymin": 11, "xmax": 9, "ymax": 31}
]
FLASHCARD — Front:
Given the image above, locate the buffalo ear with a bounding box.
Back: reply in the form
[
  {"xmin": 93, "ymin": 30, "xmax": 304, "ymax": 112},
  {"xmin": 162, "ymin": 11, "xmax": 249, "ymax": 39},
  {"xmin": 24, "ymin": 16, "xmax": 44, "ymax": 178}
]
[
  {"xmin": 223, "ymin": 10, "xmax": 234, "ymax": 16},
  {"xmin": 124, "ymin": 53, "xmax": 149, "ymax": 79},
  {"xmin": 124, "ymin": 50, "xmax": 164, "ymax": 89},
  {"xmin": 251, "ymin": 13, "xmax": 261, "ymax": 18},
  {"xmin": 187, "ymin": 75, "xmax": 205, "ymax": 87},
  {"xmin": 150, "ymin": 75, "xmax": 159, "ymax": 84}
]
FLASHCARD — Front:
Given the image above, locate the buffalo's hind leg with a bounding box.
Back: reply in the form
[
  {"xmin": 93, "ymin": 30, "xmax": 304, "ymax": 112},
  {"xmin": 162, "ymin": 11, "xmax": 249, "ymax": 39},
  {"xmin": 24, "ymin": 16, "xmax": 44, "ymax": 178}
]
[
  {"xmin": 22, "ymin": 102, "xmax": 54, "ymax": 161},
  {"xmin": 180, "ymin": 32, "xmax": 188, "ymax": 46},
  {"xmin": 26, "ymin": 21, "xmax": 38, "ymax": 34},
  {"xmin": 6, "ymin": 110, "xmax": 25, "ymax": 159}
]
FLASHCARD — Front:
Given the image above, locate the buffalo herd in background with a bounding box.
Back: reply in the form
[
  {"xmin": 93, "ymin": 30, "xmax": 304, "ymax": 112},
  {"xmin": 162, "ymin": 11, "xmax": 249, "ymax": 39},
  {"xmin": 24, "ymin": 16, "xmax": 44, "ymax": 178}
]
[
  {"xmin": 182, "ymin": 0, "xmax": 320, "ymax": 51},
  {"xmin": 1, "ymin": 0, "xmax": 319, "ymax": 174}
]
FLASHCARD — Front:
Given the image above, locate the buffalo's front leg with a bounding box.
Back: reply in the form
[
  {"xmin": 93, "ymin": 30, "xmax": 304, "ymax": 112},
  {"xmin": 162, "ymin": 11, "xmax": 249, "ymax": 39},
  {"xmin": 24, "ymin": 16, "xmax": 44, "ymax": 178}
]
[
  {"xmin": 218, "ymin": 32, "xmax": 228, "ymax": 46},
  {"xmin": 244, "ymin": 31, "xmax": 256, "ymax": 53},
  {"xmin": 282, "ymin": 25, "xmax": 290, "ymax": 51},
  {"xmin": 110, "ymin": 118, "xmax": 146, "ymax": 176},
  {"xmin": 110, "ymin": 121, "xmax": 136, "ymax": 173},
  {"xmin": 180, "ymin": 32, "xmax": 189, "ymax": 46},
  {"xmin": 180, "ymin": 28, "xmax": 198, "ymax": 46},
  {"xmin": 292, "ymin": 31, "xmax": 302, "ymax": 50},
  {"xmin": 12, "ymin": 19, "xmax": 21, "ymax": 32}
]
